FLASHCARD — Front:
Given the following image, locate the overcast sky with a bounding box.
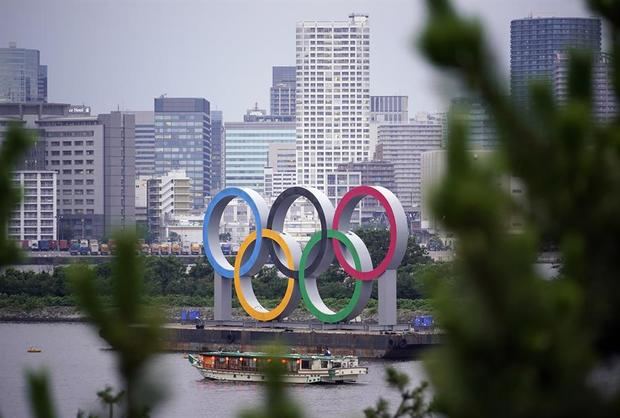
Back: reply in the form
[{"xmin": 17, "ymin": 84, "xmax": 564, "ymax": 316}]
[{"xmin": 1, "ymin": 0, "xmax": 598, "ymax": 120}]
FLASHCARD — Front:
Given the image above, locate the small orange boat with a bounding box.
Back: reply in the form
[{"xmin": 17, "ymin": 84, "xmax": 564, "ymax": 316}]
[{"xmin": 27, "ymin": 347, "xmax": 42, "ymax": 353}]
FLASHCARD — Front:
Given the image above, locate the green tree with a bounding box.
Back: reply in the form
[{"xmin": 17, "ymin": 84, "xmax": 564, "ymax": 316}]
[{"xmin": 401, "ymin": 0, "xmax": 620, "ymax": 417}]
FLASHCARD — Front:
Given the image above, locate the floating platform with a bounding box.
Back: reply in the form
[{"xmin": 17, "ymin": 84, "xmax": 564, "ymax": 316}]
[{"xmin": 162, "ymin": 321, "xmax": 442, "ymax": 359}]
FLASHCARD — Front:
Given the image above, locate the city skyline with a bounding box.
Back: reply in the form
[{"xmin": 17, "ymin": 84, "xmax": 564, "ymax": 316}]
[{"xmin": 0, "ymin": 0, "xmax": 594, "ymax": 118}]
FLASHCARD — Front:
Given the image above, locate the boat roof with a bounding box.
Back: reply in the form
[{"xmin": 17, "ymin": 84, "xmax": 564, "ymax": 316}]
[{"xmin": 200, "ymin": 351, "xmax": 353, "ymax": 360}]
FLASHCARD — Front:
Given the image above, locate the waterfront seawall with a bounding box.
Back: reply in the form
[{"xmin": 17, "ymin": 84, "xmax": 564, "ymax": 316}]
[{"xmin": 162, "ymin": 325, "xmax": 442, "ymax": 359}]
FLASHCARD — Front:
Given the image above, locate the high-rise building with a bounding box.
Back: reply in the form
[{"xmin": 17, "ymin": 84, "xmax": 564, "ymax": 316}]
[
  {"xmin": 263, "ymin": 143, "xmax": 297, "ymax": 197},
  {"xmin": 0, "ymin": 42, "xmax": 47, "ymax": 103},
  {"xmin": 511, "ymin": 17, "xmax": 601, "ymax": 109},
  {"xmin": 375, "ymin": 113, "xmax": 444, "ymax": 210},
  {"xmin": 0, "ymin": 103, "xmax": 137, "ymax": 240},
  {"xmin": 225, "ymin": 117, "xmax": 295, "ymax": 191},
  {"xmin": 369, "ymin": 95, "xmax": 408, "ymax": 159},
  {"xmin": 24, "ymin": 104, "xmax": 105, "ymax": 239},
  {"xmin": 449, "ymin": 97, "xmax": 497, "ymax": 149},
  {"xmin": 9, "ymin": 171, "xmax": 57, "ymax": 242},
  {"xmin": 553, "ymin": 52, "xmax": 618, "ymax": 122},
  {"xmin": 98, "ymin": 111, "xmax": 136, "ymax": 234},
  {"xmin": 123, "ymin": 111, "xmax": 155, "ymax": 177},
  {"xmin": 154, "ymin": 97, "xmax": 211, "ymax": 209},
  {"xmin": 370, "ymin": 96, "xmax": 408, "ymax": 123},
  {"xmin": 270, "ymin": 66, "xmax": 296, "ymax": 120},
  {"xmin": 210, "ymin": 110, "xmax": 225, "ymax": 193},
  {"xmin": 296, "ymin": 14, "xmax": 371, "ymax": 190}
]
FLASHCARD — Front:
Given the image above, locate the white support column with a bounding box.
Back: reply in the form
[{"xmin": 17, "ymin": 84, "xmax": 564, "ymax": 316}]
[
  {"xmin": 378, "ymin": 269, "xmax": 397, "ymax": 326},
  {"xmin": 213, "ymin": 272, "xmax": 232, "ymax": 321}
]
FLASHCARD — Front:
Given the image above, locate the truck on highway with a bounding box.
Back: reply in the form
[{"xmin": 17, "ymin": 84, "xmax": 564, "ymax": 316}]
[
  {"xmin": 58, "ymin": 240, "xmax": 69, "ymax": 251},
  {"xmin": 160, "ymin": 242, "xmax": 170, "ymax": 255},
  {"xmin": 29, "ymin": 240, "xmax": 39, "ymax": 251},
  {"xmin": 150, "ymin": 243, "xmax": 160, "ymax": 255},
  {"xmin": 221, "ymin": 242, "xmax": 232, "ymax": 256},
  {"xmin": 90, "ymin": 239, "xmax": 99, "ymax": 255},
  {"xmin": 70, "ymin": 242, "xmax": 80, "ymax": 255},
  {"xmin": 181, "ymin": 242, "xmax": 191, "ymax": 255},
  {"xmin": 100, "ymin": 243, "xmax": 110, "ymax": 255},
  {"xmin": 38, "ymin": 240, "xmax": 50, "ymax": 251},
  {"xmin": 108, "ymin": 239, "xmax": 117, "ymax": 255},
  {"xmin": 190, "ymin": 242, "xmax": 201, "ymax": 255},
  {"xmin": 79, "ymin": 239, "xmax": 90, "ymax": 255},
  {"xmin": 141, "ymin": 244, "xmax": 151, "ymax": 255}
]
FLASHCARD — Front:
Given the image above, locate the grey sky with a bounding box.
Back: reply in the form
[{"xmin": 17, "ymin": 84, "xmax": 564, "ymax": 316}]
[{"xmin": 1, "ymin": 0, "xmax": 596, "ymax": 120}]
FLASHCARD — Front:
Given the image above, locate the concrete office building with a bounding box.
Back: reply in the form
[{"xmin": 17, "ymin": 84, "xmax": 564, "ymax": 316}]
[
  {"xmin": 296, "ymin": 14, "xmax": 371, "ymax": 190},
  {"xmin": 270, "ymin": 66, "xmax": 296, "ymax": 120},
  {"xmin": 326, "ymin": 170, "xmax": 362, "ymax": 225},
  {"xmin": 375, "ymin": 114, "xmax": 444, "ymax": 210},
  {"xmin": 0, "ymin": 42, "xmax": 48, "ymax": 103},
  {"xmin": 98, "ymin": 111, "xmax": 136, "ymax": 234},
  {"xmin": 22, "ymin": 104, "xmax": 105, "ymax": 239},
  {"xmin": 333, "ymin": 160, "xmax": 396, "ymax": 223},
  {"xmin": 511, "ymin": 17, "xmax": 601, "ymax": 109},
  {"xmin": 553, "ymin": 52, "xmax": 618, "ymax": 122},
  {"xmin": 154, "ymin": 97, "xmax": 211, "ymax": 209},
  {"xmin": 263, "ymin": 143, "xmax": 297, "ymax": 197},
  {"xmin": 225, "ymin": 117, "xmax": 295, "ymax": 191},
  {"xmin": 9, "ymin": 171, "xmax": 57, "ymax": 242},
  {"xmin": 123, "ymin": 111, "xmax": 155, "ymax": 177},
  {"xmin": 370, "ymin": 96, "xmax": 408, "ymax": 123},
  {"xmin": 449, "ymin": 97, "xmax": 497, "ymax": 149},
  {"xmin": 369, "ymin": 95, "xmax": 409, "ymax": 159},
  {"xmin": 335, "ymin": 160, "xmax": 396, "ymax": 190},
  {"xmin": 0, "ymin": 103, "xmax": 136, "ymax": 240},
  {"xmin": 211, "ymin": 110, "xmax": 225, "ymax": 193},
  {"xmin": 135, "ymin": 176, "xmax": 149, "ymax": 235},
  {"xmin": 147, "ymin": 170, "xmax": 192, "ymax": 241}
]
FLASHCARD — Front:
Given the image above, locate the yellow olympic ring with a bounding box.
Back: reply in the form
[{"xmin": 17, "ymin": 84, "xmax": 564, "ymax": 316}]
[{"xmin": 234, "ymin": 229, "xmax": 297, "ymax": 321}]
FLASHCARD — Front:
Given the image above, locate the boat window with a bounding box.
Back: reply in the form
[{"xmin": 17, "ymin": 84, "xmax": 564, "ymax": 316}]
[
  {"xmin": 301, "ymin": 360, "xmax": 310, "ymax": 369},
  {"xmin": 321, "ymin": 360, "xmax": 328, "ymax": 368}
]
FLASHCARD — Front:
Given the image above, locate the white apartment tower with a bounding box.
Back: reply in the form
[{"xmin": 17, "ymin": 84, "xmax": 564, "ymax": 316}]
[{"xmin": 296, "ymin": 13, "xmax": 370, "ymax": 190}]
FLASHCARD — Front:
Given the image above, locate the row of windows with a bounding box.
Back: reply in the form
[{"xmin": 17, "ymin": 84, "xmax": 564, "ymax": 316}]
[
  {"xmin": 61, "ymin": 209, "xmax": 95, "ymax": 214},
  {"xmin": 49, "ymin": 140, "xmax": 95, "ymax": 147},
  {"xmin": 47, "ymin": 160, "xmax": 95, "ymax": 166},
  {"xmin": 45, "ymin": 130, "xmax": 94, "ymax": 137},
  {"xmin": 60, "ymin": 199, "xmax": 96, "ymax": 205},
  {"xmin": 62, "ymin": 179, "xmax": 95, "ymax": 185},
  {"xmin": 61, "ymin": 189, "xmax": 95, "ymax": 195}
]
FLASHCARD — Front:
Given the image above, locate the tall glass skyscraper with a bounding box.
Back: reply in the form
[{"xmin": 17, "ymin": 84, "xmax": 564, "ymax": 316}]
[
  {"xmin": 225, "ymin": 120, "xmax": 295, "ymax": 191},
  {"xmin": 0, "ymin": 42, "xmax": 48, "ymax": 103},
  {"xmin": 154, "ymin": 97, "xmax": 211, "ymax": 209},
  {"xmin": 511, "ymin": 17, "xmax": 601, "ymax": 108}
]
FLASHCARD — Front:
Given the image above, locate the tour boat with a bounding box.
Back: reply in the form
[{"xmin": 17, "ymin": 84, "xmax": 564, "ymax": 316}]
[{"xmin": 188, "ymin": 351, "xmax": 368, "ymax": 384}]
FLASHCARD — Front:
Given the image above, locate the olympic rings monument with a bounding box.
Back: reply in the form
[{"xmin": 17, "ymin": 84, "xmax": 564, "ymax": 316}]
[{"xmin": 203, "ymin": 185, "xmax": 408, "ymax": 327}]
